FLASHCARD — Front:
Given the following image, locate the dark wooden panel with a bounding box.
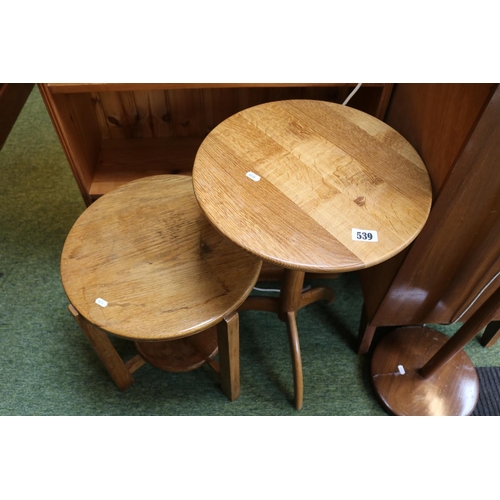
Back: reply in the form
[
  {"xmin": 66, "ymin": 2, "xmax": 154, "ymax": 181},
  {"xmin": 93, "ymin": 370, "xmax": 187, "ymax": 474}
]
[
  {"xmin": 384, "ymin": 83, "xmax": 494, "ymax": 195},
  {"xmin": 364, "ymin": 84, "xmax": 500, "ymax": 327},
  {"xmin": 0, "ymin": 83, "xmax": 34, "ymax": 150},
  {"xmin": 47, "ymin": 83, "xmax": 387, "ymax": 94}
]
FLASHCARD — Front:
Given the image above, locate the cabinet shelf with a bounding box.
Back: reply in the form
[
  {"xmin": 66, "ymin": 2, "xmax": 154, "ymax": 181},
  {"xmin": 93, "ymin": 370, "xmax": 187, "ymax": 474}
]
[
  {"xmin": 39, "ymin": 83, "xmax": 393, "ymax": 204},
  {"xmin": 46, "ymin": 83, "xmax": 387, "ymax": 94},
  {"xmin": 89, "ymin": 137, "xmax": 203, "ymax": 197}
]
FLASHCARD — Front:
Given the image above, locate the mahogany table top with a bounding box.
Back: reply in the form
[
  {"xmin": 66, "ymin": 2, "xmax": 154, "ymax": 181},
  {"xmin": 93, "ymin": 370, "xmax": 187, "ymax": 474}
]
[{"xmin": 193, "ymin": 100, "xmax": 432, "ymax": 273}]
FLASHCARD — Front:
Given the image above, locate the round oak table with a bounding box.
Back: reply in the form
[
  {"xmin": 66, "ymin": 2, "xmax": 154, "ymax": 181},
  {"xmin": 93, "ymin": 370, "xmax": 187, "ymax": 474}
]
[
  {"xmin": 61, "ymin": 175, "xmax": 262, "ymax": 401},
  {"xmin": 192, "ymin": 99, "xmax": 433, "ymax": 410}
]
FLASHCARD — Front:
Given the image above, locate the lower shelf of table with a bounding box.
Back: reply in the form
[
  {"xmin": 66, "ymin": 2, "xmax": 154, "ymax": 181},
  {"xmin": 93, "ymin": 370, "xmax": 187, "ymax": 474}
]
[{"xmin": 135, "ymin": 326, "xmax": 218, "ymax": 373}]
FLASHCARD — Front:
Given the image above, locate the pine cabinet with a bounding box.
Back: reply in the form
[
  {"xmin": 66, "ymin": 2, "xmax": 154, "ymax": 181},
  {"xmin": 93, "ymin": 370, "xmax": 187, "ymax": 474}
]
[{"xmin": 39, "ymin": 83, "xmax": 393, "ymax": 206}]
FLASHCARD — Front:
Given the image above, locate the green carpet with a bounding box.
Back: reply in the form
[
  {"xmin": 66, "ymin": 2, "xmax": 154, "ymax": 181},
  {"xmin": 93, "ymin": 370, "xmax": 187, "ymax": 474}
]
[{"xmin": 1, "ymin": 86, "xmax": 499, "ymax": 416}]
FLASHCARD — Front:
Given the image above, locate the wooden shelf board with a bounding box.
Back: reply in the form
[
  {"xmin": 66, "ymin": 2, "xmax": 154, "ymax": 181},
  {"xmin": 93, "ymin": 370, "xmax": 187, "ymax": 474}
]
[
  {"xmin": 89, "ymin": 137, "xmax": 203, "ymax": 197},
  {"xmin": 47, "ymin": 83, "xmax": 387, "ymax": 94}
]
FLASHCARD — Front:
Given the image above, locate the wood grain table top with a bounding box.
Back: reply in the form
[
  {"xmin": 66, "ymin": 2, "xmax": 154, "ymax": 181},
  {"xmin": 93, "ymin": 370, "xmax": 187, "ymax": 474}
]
[
  {"xmin": 61, "ymin": 175, "xmax": 262, "ymax": 341},
  {"xmin": 193, "ymin": 99, "xmax": 432, "ymax": 273}
]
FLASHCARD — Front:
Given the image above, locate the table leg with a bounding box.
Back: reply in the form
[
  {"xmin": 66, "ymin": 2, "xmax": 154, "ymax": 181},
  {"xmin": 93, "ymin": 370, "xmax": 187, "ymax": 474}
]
[
  {"xmin": 278, "ymin": 269, "xmax": 305, "ymax": 319},
  {"xmin": 68, "ymin": 304, "xmax": 137, "ymax": 390},
  {"xmin": 299, "ymin": 286, "xmax": 336, "ymax": 309},
  {"xmin": 480, "ymin": 320, "xmax": 500, "ymax": 348},
  {"xmin": 279, "ymin": 270, "xmax": 305, "ymax": 409},
  {"xmin": 357, "ymin": 303, "xmax": 377, "ymax": 355},
  {"xmin": 217, "ymin": 312, "xmax": 240, "ymax": 402},
  {"xmin": 240, "ymin": 268, "xmax": 335, "ymax": 410},
  {"xmin": 280, "ymin": 269, "xmax": 337, "ymax": 410},
  {"xmin": 284, "ymin": 311, "xmax": 304, "ymax": 410}
]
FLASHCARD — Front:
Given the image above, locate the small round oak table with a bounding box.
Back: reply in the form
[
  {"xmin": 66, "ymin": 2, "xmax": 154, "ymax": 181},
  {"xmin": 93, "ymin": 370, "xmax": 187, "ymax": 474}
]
[
  {"xmin": 61, "ymin": 175, "xmax": 262, "ymax": 401},
  {"xmin": 192, "ymin": 99, "xmax": 432, "ymax": 410}
]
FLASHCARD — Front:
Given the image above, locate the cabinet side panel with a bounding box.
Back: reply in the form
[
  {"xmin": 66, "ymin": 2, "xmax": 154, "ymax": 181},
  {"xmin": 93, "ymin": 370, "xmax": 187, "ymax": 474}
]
[
  {"xmin": 38, "ymin": 86, "xmax": 101, "ymax": 205},
  {"xmin": 384, "ymin": 83, "xmax": 494, "ymax": 196},
  {"xmin": 360, "ymin": 83, "xmax": 497, "ymax": 326},
  {"xmin": 368, "ymin": 84, "xmax": 500, "ymax": 326}
]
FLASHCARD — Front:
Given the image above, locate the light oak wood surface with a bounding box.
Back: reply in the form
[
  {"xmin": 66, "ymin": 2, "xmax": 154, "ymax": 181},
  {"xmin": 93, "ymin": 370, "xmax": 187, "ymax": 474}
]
[
  {"xmin": 193, "ymin": 100, "xmax": 432, "ymax": 273},
  {"xmin": 61, "ymin": 175, "xmax": 261, "ymax": 400},
  {"xmin": 193, "ymin": 100, "xmax": 432, "ymax": 410},
  {"xmin": 61, "ymin": 175, "xmax": 262, "ymax": 341}
]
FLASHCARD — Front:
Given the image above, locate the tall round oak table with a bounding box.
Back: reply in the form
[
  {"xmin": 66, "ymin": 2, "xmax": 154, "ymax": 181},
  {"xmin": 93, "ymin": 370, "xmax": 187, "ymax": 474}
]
[{"xmin": 192, "ymin": 99, "xmax": 433, "ymax": 410}]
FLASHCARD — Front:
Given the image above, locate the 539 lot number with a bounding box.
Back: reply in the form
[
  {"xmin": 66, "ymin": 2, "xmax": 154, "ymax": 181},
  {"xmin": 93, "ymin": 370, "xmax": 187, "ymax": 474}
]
[{"xmin": 351, "ymin": 228, "xmax": 378, "ymax": 242}]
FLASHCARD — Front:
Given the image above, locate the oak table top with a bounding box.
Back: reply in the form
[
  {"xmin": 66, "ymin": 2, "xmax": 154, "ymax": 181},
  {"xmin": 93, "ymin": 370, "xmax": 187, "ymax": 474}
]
[
  {"xmin": 61, "ymin": 175, "xmax": 262, "ymax": 342},
  {"xmin": 193, "ymin": 99, "xmax": 432, "ymax": 273},
  {"xmin": 193, "ymin": 100, "xmax": 433, "ymax": 410}
]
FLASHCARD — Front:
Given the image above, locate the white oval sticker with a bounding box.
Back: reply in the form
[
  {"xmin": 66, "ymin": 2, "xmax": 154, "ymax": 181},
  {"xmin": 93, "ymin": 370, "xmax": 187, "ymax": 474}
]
[{"xmin": 246, "ymin": 171, "xmax": 261, "ymax": 182}]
